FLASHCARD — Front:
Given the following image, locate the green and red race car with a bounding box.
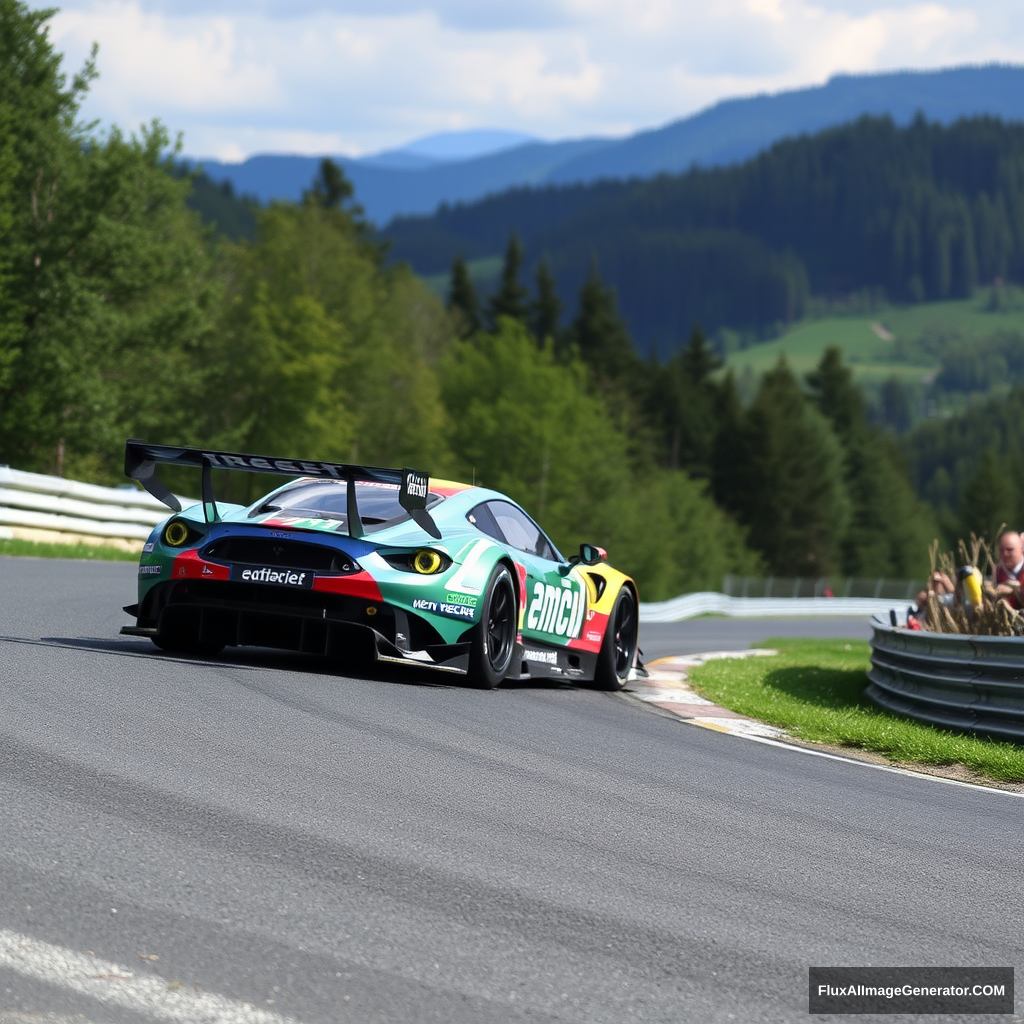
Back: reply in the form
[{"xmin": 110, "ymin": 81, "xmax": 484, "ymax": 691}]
[{"xmin": 120, "ymin": 440, "xmax": 643, "ymax": 689}]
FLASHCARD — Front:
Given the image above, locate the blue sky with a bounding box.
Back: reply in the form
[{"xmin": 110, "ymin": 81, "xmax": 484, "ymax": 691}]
[{"xmin": 40, "ymin": 0, "xmax": 1024, "ymax": 162}]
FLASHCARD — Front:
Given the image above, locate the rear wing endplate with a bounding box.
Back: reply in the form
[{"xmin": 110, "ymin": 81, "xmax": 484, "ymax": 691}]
[{"xmin": 124, "ymin": 440, "xmax": 440, "ymax": 540}]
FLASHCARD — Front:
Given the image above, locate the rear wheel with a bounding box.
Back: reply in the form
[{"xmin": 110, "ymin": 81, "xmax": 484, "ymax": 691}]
[
  {"xmin": 591, "ymin": 587, "xmax": 637, "ymax": 691},
  {"xmin": 469, "ymin": 565, "xmax": 517, "ymax": 689}
]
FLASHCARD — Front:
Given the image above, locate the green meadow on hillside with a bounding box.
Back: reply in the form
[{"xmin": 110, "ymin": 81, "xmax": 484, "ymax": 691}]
[{"xmin": 723, "ymin": 291, "xmax": 1024, "ymax": 387}]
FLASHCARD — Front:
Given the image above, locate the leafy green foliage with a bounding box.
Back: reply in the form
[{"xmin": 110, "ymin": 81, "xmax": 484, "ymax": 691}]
[{"xmin": 438, "ymin": 320, "xmax": 756, "ymax": 595}]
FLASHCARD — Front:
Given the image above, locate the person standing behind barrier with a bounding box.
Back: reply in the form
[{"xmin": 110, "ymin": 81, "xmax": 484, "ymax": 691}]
[{"xmin": 994, "ymin": 530, "xmax": 1024, "ymax": 609}]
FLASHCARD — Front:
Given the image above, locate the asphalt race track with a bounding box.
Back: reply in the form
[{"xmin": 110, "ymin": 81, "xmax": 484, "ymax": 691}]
[{"xmin": 1, "ymin": 556, "xmax": 1021, "ymax": 1024}]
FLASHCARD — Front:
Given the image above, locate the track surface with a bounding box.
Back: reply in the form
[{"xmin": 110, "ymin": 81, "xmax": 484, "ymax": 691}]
[{"xmin": 1, "ymin": 557, "xmax": 1020, "ymax": 1023}]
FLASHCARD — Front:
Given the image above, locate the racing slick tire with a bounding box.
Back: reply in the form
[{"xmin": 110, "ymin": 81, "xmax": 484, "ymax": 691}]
[
  {"xmin": 591, "ymin": 586, "xmax": 638, "ymax": 691},
  {"xmin": 468, "ymin": 564, "xmax": 517, "ymax": 689}
]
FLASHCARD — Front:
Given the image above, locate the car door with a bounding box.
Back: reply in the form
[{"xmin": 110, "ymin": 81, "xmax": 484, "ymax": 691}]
[{"xmin": 479, "ymin": 500, "xmax": 587, "ymax": 646}]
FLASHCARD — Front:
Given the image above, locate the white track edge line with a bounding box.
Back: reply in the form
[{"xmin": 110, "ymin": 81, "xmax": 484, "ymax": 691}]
[{"xmin": 0, "ymin": 929, "xmax": 304, "ymax": 1024}]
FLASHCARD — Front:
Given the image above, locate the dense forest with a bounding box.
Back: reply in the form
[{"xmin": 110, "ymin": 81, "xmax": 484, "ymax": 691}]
[
  {"xmin": 383, "ymin": 116, "xmax": 1024, "ymax": 356},
  {"xmin": 2, "ymin": 0, "xmax": 1020, "ymax": 597}
]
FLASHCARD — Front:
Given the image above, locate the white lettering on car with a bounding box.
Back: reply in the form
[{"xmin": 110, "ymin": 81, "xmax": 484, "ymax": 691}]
[
  {"xmin": 239, "ymin": 568, "xmax": 307, "ymax": 586},
  {"xmin": 526, "ymin": 580, "xmax": 584, "ymax": 638}
]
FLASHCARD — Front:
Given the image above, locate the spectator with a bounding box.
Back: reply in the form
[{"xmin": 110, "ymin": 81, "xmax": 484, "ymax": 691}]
[
  {"xmin": 912, "ymin": 570, "xmax": 956, "ymax": 624},
  {"xmin": 993, "ymin": 530, "xmax": 1024, "ymax": 610}
]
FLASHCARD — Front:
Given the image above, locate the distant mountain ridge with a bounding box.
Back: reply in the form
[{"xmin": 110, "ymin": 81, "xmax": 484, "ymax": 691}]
[{"xmin": 187, "ymin": 65, "xmax": 1024, "ymax": 226}]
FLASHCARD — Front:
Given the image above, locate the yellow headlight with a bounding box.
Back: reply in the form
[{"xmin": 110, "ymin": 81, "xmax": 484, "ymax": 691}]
[
  {"xmin": 163, "ymin": 521, "xmax": 190, "ymax": 547},
  {"xmin": 413, "ymin": 549, "xmax": 443, "ymax": 574}
]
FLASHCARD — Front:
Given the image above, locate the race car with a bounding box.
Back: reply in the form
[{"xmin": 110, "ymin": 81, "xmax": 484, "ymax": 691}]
[{"xmin": 120, "ymin": 440, "xmax": 643, "ymax": 689}]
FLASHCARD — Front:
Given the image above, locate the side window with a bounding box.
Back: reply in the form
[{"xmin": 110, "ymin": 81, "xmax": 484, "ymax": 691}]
[
  {"xmin": 486, "ymin": 501, "xmax": 560, "ymax": 562},
  {"xmin": 466, "ymin": 502, "xmax": 504, "ymax": 543}
]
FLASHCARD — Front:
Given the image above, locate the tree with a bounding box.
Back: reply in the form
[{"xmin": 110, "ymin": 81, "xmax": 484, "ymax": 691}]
[
  {"xmin": 805, "ymin": 346, "xmax": 865, "ymax": 443},
  {"xmin": 651, "ymin": 325, "xmax": 722, "ymax": 475},
  {"xmin": 531, "ymin": 257, "xmax": 562, "ymax": 343},
  {"xmin": 960, "ymin": 447, "xmax": 1014, "ymax": 543},
  {"xmin": 439, "ymin": 320, "xmax": 760, "ymax": 598},
  {"xmin": 205, "ymin": 195, "xmax": 451, "ymax": 491},
  {"xmin": 486, "ymin": 232, "xmax": 529, "ymax": 330},
  {"xmin": 0, "ymin": 3, "xmax": 223, "ymax": 481},
  {"xmin": 447, "ymin": 253, "xmax": 480, "ymax": 338},
  {"xmin": 716, "ymin": 358, "xmax": 849, "ymax": 575},
  {"xmin": 565, "ymin": 255, "xmax": 639, "ymax": 390}
]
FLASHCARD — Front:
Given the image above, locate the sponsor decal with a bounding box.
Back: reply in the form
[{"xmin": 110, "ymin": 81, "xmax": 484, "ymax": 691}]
[
  {"xmin": 202, "ymin": 565, "xmax": 215, "ymax": 576},
  {"xmin": 404, "ymin": 471, "xmax": 428, "ymax": 501},
  {"xmin": 412, "ymin": 598, "xmax": 475, "ymax": 620},
  {"xmin": 138, "ymin": 565, "xmax": 162, "ymax": 576},
  {"xmin": 526, "ymin": 580, "xmax": 584, "ymax": 638},
  {"xmin": 586, "ymin": 631, "xmax": 602, "ymax": 642},
  {"xmin": 444, "ymin": 592, "xmax": 477, "ymax": 607},
  {"xmin": 523, "ymin": 649, "xmax": 557, "ymax": 665},
  {"xmin": 142, "ymin": 542, "xmax": 155, "ymax": 553},
  {"xmin": 178, "ymin": 566, "xmax": 187, "ymax": 578},
  {"xmin": 203, "ymin": 453, "xmax": 350, "ymax": 477},
  {"xmin": 231, "ymin": 566, "xmax": 313, "ymax": 588}
]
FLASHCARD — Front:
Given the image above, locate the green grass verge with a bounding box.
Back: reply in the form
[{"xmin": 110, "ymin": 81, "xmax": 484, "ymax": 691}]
[
  {"xmin": 687, "ymin": 638, "xmax": 1024, "ymax": 783},
  {"xmin": 0, "ymin": 538, "xmax": 138, "ymax": 561}
]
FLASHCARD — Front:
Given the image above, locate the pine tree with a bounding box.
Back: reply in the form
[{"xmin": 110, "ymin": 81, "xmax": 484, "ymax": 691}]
[
  {"xmin": 566, "ymin": 256, "xmax": 638, "ymax": 388},
  {"xmin": 654, "ymin": 326, "xmax": 722, "ymax": 475},
  {"xmin": 805, "ymin": 346, "xmax": 865, "ymax": 443},
  {"xmin": 447, "ymin": 254, "xmax": 480, "ymax": 338},
  {"xmin": 486, "ymin": 233, "xmax": 530, "ymax": 330},
  {"xmin": 719, "ymin": 358, "xmax": 849, "ymax": 575},
  {"xmin": 960, "ymin": 447, "xmax": 1014, "ymax": 542},
  {"xmin": 531, "ymin": 257, "xmax": 562, "ymax": 343}
]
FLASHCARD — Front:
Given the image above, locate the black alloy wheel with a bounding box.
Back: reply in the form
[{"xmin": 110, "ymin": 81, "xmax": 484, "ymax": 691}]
[
  {"xmin": 469, "ymin": 564, "xmax": 517, "ymax": 689},
  {"xmin": 592, "ymin": 587, "xmax": 637, "ymax": 691}
]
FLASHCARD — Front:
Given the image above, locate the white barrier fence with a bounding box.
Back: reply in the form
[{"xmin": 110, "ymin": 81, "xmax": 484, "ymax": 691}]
[
  {"xmin": 0, "ymin": 467, "xmax": 903, "ymax": 621},
  {"xmin": 0, "ymin": 466, "xmax": 175, "ymax": 551},
  {"xmin": 636, "ymin": 591, "xmax": 901, "ymax": 624}
]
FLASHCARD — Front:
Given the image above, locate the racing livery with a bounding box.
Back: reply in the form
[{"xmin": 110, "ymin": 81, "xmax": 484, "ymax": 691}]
[{"xmin": 120, "ymin": 440, "xmax": 643, "ymax": 689}]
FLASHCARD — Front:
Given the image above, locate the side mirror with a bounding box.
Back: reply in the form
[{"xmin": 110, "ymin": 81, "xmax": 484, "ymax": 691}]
[{"xmin": 578, "ymin": 543, "xmax": 607, "ymax": 566}]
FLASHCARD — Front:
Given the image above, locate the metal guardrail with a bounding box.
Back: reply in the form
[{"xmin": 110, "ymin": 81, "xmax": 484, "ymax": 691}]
[
  {"xmin": 0, "ymin": 466, "xmax": 190, "ymax": 551},
  {"xmin": 867, "ymin": 615, "xmax": 1024, "ymax": 741},
  {"xmin": 723, "ymin": 574, "xmax": 923, "ymax": 601},
  {"xmin": 638, "ymin": 592, "xmax": 900, "ymax": 623}
]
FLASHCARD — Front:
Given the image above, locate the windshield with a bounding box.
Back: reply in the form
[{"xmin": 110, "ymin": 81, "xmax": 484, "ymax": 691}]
[{"xmin": 250, "ymin": 480, "xmax": 442, "ymax": 531}]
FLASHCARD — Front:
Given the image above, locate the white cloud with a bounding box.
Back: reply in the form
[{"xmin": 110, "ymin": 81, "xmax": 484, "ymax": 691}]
[{"xmin": 34, "ymin": 0, "xmax": 1024, "ymax": 160}]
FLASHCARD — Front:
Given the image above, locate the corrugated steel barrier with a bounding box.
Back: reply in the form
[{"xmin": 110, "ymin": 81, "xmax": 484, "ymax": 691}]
[
  {"xmin": 637, "ymin": 592, "xmax": 899, "ymax": 623},
  {"xmin": 868, "ymin": 615, "xmax": 1024, "ymax": 741},
  {"xmin": 0, "ymin": 466, "xmax": 190, "ymax": 551}
]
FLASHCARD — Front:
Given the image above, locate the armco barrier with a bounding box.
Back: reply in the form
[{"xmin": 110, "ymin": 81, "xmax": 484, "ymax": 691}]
[
  {"xmin": 637, "ymin": 592, "xmax": 899, "ymax": 624},
  {"xmin": 867, "ymin": 615, "xmax": 1024, "ymax": 741},
  {"xmin": 0, "ymin": 466, "xmax": 188, "ymax": 551}
]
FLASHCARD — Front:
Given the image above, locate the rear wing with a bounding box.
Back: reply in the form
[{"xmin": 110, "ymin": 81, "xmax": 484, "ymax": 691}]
[{"xmin": 124, "ymin": 440, "xmax": 440, "ymax": 539}]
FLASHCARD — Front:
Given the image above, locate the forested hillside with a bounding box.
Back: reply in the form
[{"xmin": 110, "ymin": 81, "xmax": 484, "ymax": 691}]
[{"xmin": 384, "ymin": 116, "xmax": 1024, "ymax": 356}]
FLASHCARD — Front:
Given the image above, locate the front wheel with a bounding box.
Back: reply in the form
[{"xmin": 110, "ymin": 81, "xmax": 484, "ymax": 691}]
[
  {"xmin": 468, "ymin": 565, "xmax": 517, "ymax": 689},
  {"xmin": 591, "ymin": 587, "xmax": 637, "ymax": 691}
]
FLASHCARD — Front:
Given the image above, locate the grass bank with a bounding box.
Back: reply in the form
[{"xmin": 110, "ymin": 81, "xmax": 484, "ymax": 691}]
[
  {"xmin": 687, "ymin": 638, "xmax": 1024, "ymax": 783},
  {"xmin": 0, "ymin": 538, "xmax": 137, "ymax": 561}
]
